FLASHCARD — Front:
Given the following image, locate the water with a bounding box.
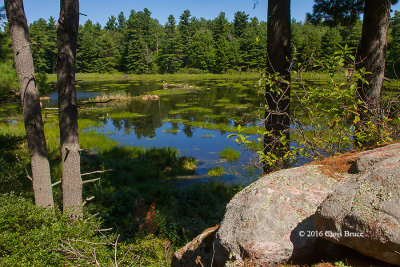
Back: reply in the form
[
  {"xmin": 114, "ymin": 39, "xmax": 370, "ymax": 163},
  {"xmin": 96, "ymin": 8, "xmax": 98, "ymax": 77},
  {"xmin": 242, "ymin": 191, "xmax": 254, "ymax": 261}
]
[{"xmin": 46, "ymin": 78, "xmax": 265, "ymax": 186}]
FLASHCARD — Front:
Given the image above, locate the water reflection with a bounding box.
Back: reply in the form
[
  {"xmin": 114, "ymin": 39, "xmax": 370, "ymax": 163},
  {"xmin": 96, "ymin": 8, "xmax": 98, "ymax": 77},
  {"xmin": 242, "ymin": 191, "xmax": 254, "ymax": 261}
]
[{"xmin": 72, "ymin": 79, "xmax": 264, "ymax": 185}]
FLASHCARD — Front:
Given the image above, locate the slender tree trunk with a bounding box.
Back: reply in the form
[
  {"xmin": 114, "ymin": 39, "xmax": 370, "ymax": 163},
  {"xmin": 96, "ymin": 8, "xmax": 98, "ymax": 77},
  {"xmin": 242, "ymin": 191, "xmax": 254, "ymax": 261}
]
[
  {"xmin": 5, "ymin": 0, "xmax": 54, "ymax": 208},
  {"xmin": 356, "ymin": 0, "xmax": 391, "ymax": 145},
  {"xmin": 57, "ymin": 0, "xmax": 82, "ymax": 217},
  {"xmin": 264, "ymin": 0, "xmax": 291, "ymax": 174}
]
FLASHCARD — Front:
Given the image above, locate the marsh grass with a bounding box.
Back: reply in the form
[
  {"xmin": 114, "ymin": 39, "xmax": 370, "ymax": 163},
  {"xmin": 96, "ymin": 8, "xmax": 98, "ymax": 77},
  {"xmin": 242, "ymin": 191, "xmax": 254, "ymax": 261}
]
[
  {"xmin": 208, "ymin": 165, "xmax": 227, "ymax": 176},
  {"xmin": 169, "ymin": 107, "xmax": 213, "ymax": 115},
  {"xmin": 219, "ymin": 147, "xmax": 240, "ymax": 162},
  {"xmin": 200, "ymin": 134, "xmax": 216, "ymax": 138},
  {"xmin": 164, "ymin": 118, "xmax": 258, "ymax": 135},
  {"xmin": 94, "ymin": 91, "xmax": 132, "ymax": 101},
  {"xmin": 47, "ymin": 72, "xmax": 261, "ymax": 82},
  {"xmin": 164, "ymin": 128, "xmax": 180, "ymax": 134}
]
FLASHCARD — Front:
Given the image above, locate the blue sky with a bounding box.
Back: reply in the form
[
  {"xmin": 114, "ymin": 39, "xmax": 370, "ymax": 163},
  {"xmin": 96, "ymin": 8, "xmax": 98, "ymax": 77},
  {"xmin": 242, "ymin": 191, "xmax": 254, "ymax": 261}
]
[{"xmin": 22, "ymin": 0, "xmax": 400, "ymax": 26}]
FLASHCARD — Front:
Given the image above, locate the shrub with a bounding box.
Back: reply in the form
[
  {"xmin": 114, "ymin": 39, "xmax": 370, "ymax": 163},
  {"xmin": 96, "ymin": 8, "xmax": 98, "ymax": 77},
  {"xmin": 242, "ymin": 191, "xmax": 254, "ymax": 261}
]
[{"xmin": 0, "ymin": 194, "xmax": 170, "ymax": 266}]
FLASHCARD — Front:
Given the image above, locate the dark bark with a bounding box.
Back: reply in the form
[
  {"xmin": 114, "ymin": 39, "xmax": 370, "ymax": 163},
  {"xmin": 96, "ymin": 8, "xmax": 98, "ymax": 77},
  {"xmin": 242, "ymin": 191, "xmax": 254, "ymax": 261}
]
[
  {"xmin": 264, "ymin": 0, "xmax": 291, "ymax": 174},
  {"xmin": 356, "ymin": 0, "xmax": 391, "ymax": 145},
  {"xmin": 57, "ymin": 0, "xmax": 82, "ymax": 217},
  {"xmin": 5, "ymin": 0, "xmax": 54, "ymax": 208}
]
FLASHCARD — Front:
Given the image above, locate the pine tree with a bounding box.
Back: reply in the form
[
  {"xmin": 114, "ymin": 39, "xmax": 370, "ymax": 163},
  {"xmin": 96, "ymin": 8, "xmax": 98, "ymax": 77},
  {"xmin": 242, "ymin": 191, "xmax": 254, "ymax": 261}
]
[
  {"xmin": 187, "ymin": 28, "xmax": 215, "ymax": 70},
  {"xmin": 388, "ymin": 11, "xmax": 400, "ymax": 75},
  {"xmin": 178, "ymin": 9, "xmax": 193, "ymax": 68},
  {"xmin": 76, "ymin": 20, "xmax": 101, "ymax": 72},
  {"xmin": 158, "ymin": 15, "xmax": 181, "ymax": 73},
  {"xmin": 212, "ymin": 12, "xmax": 230, "ymax": 73}
]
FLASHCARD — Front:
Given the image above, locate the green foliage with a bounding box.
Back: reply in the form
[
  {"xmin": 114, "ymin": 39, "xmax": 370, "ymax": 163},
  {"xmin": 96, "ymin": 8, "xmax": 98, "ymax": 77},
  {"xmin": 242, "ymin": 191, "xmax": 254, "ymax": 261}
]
[
  {"xmin": 25, "ymin": 8, "xmax": 400, "ymax": 76},
  {"xmin": 156, "ymin": 181, "xmax": 241, "ymax": 245},
  {"xmin": 159, "ymin": 15, "xmax": 182, "ymax": 73},
  {"xmin": 219, "ymin": 147, "xmax": 240, "ymax": 162},
  {"xmin": 232, "ymin": 46, "xmax": 400, "ymax": 169},
  {"xmin": 0, "ymin": 61, "xmax": 18, "ymax": 105},
  {"xmin": 388, "ymin": 11, "xmax": 400, "ymax": 76},
  {"xmin": 0, "ymin": 194, "xmax": 171, "ymax": 266},
  {"xmin": 29, "ymin": 17, "xmax": 57, "ymax": 73},
  {"xmin": 307, "ymin": 0, "xmax": 364, "ymax": 27}
]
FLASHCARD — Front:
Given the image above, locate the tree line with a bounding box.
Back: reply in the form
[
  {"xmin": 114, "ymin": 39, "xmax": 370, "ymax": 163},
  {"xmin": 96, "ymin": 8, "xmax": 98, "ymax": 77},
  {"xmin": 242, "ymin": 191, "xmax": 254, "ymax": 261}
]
[{"xmin": 20, "ymin": 8, "xmax": 400, "ymax": 76}]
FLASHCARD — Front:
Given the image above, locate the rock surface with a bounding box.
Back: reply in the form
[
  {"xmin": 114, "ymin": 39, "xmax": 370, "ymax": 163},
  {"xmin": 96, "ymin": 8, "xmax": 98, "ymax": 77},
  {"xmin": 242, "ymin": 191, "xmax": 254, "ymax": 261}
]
[
  {"xmin": 354, "ymin": 143, "xmax": 400, "ymax": 173},
  {"xmin": 315, "ymin": 154, "xmax": 400, "ymax": 265},
  {"xmin": 212, "ymin": 165, "xmax": 349, "ymax": 265},
  {"xmin": 171, "ymin": 143, "xmax": 400, "ymax": 266}
]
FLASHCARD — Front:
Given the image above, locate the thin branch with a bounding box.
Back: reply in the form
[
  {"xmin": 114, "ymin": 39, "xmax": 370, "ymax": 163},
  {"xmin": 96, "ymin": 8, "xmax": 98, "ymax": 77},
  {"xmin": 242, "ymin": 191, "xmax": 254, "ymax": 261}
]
[
  {"xmin": 83, "ymin": 178, "xmax": 101, "ymax": 184},
  {"xmin": 52, "ymin": 180, "xmax": 61, "ymax": 187},
  {"xmin": 114, "ymin": 235, "xmax": 120, "ymax": 267},
  {"xmin": 15, "ymin": 154, "xmax": 32, "ymax": 181},
  {"xmin": 82, "ymin": 169, "xmax": 113, "ymax": 177},
  {"xmin": 83, "ymin": 196, "xmax": 95, "ymax": 206}
]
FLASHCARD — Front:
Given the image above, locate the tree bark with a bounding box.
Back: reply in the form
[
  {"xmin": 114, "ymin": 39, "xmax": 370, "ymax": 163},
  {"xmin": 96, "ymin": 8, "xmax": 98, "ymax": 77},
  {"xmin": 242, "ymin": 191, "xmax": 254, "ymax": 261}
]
[
  {"xmin": 356, "ymin": 0, "xmax": 391, "ymax": 129},
  {"xmin": 5, "ymin": 0, "xmax": 54, "ymax": 208},
  {"xmin": 57, "ymin": 0, "xmax": 82, "ymax": 217},
  {"xmin": 264, "ymin": 0, "xmax": 291, "ymax": 174}
]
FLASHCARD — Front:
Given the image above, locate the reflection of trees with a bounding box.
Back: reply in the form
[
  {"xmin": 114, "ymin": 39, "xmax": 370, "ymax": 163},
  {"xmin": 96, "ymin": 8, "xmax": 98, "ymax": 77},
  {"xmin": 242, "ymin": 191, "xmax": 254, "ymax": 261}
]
[
  {"xmin": 81, "ymin": 80, "xmax": 265, "ymax": 138},
  {"xmin": 183, "ymin": 124, "xmax": 194, "ymax": 137}
]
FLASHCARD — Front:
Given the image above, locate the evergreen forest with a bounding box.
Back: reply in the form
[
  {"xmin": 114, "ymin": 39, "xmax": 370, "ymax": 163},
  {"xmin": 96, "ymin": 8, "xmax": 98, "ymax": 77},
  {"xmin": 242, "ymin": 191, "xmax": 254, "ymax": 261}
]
[{"xmin": 17, "ymin": 9, "xmax": 400, "ymax": 76}]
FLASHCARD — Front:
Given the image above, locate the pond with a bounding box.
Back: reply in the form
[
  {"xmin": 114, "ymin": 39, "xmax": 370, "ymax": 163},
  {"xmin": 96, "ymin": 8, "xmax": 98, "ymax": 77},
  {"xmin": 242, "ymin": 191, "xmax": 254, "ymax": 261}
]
[{"xmin": 44, "ymin": 78, "xmax": 266, "ymax": 186}]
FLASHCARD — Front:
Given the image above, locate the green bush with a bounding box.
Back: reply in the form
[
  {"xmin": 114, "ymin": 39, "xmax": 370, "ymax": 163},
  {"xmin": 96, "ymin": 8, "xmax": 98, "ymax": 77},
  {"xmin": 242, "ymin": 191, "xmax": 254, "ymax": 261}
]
[
  {"xmin": 156, "ymin": 181, "xmax": 241, "ymax": 245},
  {"xmin": 0, "ymin": 194, "xmax": 171, "ymax": 266},
  {"xmin": 0, "ymin": 61, "xmax": 18, "ymax": 105}
]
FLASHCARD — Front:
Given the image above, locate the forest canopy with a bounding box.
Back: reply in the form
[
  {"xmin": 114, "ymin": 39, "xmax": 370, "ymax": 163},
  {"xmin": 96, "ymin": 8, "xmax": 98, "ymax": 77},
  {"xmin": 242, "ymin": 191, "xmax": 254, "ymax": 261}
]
[{"xmin": 15, "ymin": 8, "xmax": 400, "ymax": 76}]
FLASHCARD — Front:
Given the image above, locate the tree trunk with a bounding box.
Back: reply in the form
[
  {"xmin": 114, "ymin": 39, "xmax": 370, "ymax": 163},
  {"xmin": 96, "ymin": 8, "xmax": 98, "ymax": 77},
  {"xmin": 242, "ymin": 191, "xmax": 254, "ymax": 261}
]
[
  {"xmin": 5, "ymin": 0, "xmax": 54, "ymax": 208},
  {"xmin": 356, "ymin": 0, "xmax": 391, "ymax": 139},
  {"xmin": 57, "ymin": 0, "xmax": 82, "ymax": 217},
  {"xmin": 264, "ymin": 0, "xmax": 291, "ymax": 174}
]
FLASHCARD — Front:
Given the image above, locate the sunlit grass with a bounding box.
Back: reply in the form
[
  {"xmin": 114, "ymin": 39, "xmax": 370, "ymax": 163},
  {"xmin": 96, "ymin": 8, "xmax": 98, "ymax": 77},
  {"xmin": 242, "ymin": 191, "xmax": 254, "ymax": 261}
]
[
  {"xmin": 208, "ymin": 165, "xmax": 227, "ymax": 177},
  {"xmin": 219, "ymin": 147, "xmax": 240, "ymax": 162},
  {"xmin": 47, "ymin": 72, "xmax": 261, "ymax": 82}
]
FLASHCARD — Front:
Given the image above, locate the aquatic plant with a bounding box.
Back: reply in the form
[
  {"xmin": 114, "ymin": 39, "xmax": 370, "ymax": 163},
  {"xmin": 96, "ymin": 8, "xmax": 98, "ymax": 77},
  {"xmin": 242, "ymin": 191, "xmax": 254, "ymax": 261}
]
[
  {"xmin": 207, "ymin": 165, "xmax": 227, "ymax": 176},
  {"xmin": 164, "ymin": 128, "xmax": 180, "ymax": 134},
  {"xmin": 94, "ymin": 90, "xmax": 132, "ymax": 101},
  {"xmin": 219, "ymin": 147, "xmax": 240, "ymax": 162}
]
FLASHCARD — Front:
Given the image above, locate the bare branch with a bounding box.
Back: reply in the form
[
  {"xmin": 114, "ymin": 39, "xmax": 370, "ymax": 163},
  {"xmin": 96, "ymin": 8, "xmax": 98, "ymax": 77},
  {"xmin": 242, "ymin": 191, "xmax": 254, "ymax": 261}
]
[
  {"xmin": 82, "ymin": 178, "xmax": 101, "ymax": 184},
  {"xmin": 52, "ymin": 180, "xmax": 61, "ymax": 187},
  {"xmin": 83, "ymin": 196, "xmax": 95, "ymax": 206},
  {"xmin": 114, "ymin": 235, "xmax": 120, "ymax": 267},
  {"xmin": 82, "ymin": 169, "xmax": 113, "ymax": 177},
  {"xmin": 15, "ymin": 154, "xmax": 32, "ymax": 181}
]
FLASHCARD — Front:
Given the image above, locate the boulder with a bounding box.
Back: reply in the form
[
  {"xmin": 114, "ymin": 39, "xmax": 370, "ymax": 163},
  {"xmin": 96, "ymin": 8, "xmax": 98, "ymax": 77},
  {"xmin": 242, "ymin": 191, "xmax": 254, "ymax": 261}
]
[
  {"xmin": 353, "ymin": 143, "xmax": 400, "ymax": 173},
  {"xmin": 315, "ymin": 156, "xmax": 400, "ymax": 265},
  {"xmin": 212, "ymin": 165, "xmax": 350, "ymax": 265},
  {"xmin": 171, "ymin": 225, "xmax": 219, "ymax": 267}
]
